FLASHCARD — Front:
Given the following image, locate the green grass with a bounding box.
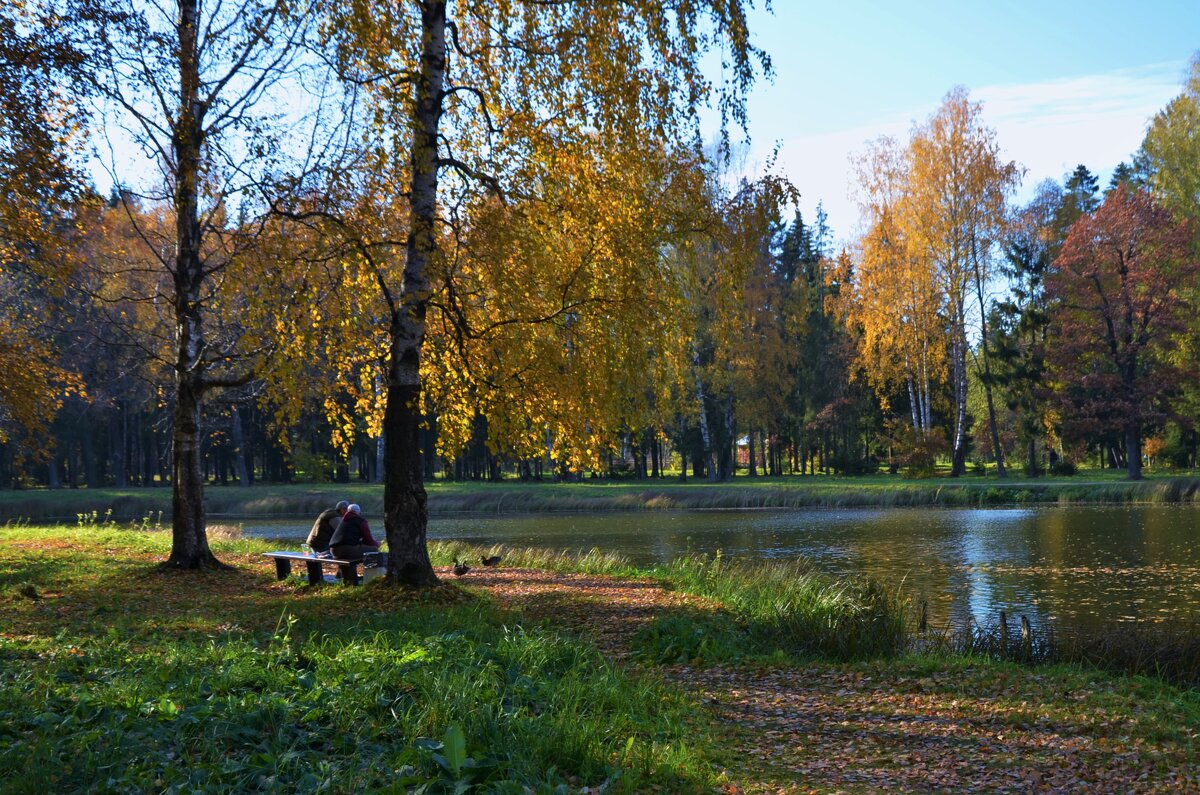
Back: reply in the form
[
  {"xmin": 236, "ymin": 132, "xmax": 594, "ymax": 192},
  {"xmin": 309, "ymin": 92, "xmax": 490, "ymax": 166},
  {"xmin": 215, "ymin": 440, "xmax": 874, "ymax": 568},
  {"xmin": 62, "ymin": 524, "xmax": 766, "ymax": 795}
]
[
  {"xmin": 0, "ymin": 615, "xmax": 712, "ymax": 793},
  {"xmin": 428, "ymin": 540, "xmax": 636, "ymax": 576},
  {"xmin": 0, "ymin": 527, "xmax": 717, "ymax": 793},
  {"xmin": 5, "ymin": 470, "xmax": 1200, "ymax": 522},
  {"xmin": 4, "ymin": 525, "xmax": 1199, "ymax": 792},
  {"xmin": 628, "ymin": 553, "xmax": 906, "ymax": 664},
  {"xmin": 428, "ymin": 542, "xmax": 907, "ymax": 662}
]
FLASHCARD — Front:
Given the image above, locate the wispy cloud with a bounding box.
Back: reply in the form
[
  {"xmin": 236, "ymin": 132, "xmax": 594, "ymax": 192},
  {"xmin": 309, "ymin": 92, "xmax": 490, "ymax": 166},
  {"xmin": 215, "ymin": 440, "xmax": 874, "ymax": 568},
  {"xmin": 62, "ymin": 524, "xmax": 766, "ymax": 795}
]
[{"xmin": 769, "ymin": 61, "xmax": 1185, "ymax": 243}]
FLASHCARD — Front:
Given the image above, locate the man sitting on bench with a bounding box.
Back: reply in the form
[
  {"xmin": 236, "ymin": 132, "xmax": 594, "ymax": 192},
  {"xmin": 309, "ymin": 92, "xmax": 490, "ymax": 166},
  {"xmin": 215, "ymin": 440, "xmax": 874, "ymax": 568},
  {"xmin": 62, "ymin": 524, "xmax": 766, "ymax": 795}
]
[
  {"xmin": 328, "ymin": 503, "xmax": 380, "ymax": 576},
  {"xmin": 306, "ymin": 500, "xmax": 348, "ymax": 555}
]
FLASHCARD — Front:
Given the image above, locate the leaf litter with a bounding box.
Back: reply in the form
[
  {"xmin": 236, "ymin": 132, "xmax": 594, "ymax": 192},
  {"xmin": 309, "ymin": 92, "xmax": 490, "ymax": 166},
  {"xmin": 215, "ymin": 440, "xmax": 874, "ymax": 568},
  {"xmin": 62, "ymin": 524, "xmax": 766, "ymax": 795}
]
[{"xmin": 459, "ymin": 566, "xmax": 1200, "ymax": 794}]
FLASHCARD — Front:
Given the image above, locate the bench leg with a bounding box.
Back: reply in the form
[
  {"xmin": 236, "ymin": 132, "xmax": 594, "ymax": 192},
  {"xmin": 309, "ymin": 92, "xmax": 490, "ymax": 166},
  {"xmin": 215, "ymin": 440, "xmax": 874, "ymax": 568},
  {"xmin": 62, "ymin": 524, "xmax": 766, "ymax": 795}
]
[
  {"xmin": 274, "ymin": 558, "xmax": 291, "ymax": 581},
  {"xmin": 340, "ymin": 563, "xmax": 360, "ymax": 586},
  {"xmin": 305, "ymin": 561, "xmax": 323, "ymax": 585}
]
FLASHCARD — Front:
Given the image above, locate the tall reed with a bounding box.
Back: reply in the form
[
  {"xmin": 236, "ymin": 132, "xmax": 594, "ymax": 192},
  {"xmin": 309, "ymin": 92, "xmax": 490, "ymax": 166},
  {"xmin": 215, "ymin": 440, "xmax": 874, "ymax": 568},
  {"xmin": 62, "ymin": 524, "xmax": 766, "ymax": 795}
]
[{"xmin": 653, "ymin": 553, "xmax": 908, "ymax": 660}]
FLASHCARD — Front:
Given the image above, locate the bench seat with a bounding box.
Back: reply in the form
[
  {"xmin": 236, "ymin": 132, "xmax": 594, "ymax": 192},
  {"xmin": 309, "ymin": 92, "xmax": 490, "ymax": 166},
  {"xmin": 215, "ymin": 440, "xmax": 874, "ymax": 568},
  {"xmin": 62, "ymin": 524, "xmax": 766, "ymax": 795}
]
[{"xmin": 263, "ymin": 551, "xmax": 362, "ymax": 585}]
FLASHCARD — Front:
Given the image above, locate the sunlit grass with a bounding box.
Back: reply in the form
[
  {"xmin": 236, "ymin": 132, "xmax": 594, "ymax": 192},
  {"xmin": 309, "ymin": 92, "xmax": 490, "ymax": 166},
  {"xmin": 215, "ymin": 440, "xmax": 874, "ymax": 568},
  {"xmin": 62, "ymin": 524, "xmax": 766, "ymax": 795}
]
[{"xmin": 431, "ymin": 541, "xmax": 907, "ymax": 662}]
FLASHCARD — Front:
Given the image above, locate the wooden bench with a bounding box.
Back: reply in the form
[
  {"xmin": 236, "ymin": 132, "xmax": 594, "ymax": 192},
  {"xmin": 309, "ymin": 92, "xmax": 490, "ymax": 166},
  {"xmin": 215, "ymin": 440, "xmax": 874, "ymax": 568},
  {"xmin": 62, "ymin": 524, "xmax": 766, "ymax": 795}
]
[{"xmin": 263, "ymin": 551, "xmax": 361, "ymax": 586}]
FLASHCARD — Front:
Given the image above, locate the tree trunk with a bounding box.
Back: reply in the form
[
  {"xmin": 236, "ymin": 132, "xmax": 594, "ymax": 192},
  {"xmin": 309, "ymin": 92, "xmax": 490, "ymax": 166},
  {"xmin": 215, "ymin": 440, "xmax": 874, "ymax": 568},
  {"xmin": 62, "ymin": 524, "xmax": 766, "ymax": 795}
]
[
  {"xmin": 111, "ymin": 404, "xmax": 128, "ymax": 488},
  {"xmin": 47, "ymin": 454, "xmax": 61, "ymax": 489},
  {"xmin": 166, "ymin": 375, "xmax": 219, "ymax": 568},
  {"xmin": 383, "ymin": 380, "xmax": 436, "ymax": 585},
  {"xmin": 696, "ymin": 381, "xmax": 716, "ymax": 480},
  {"xmin": 163, "ymin": 0, "xmax": 222, "ymax": 569},
  {"xmin": 921, "ymin": 342, "xmax": 933, "ymax": 432},
  {"xmin": 748, "ymin": 431, "xmax": 757, "ymax": 477},
  {"xmin": 1125, "ymin": 422, "xmax": 1143, "ymax": 481},
  {"xmin": 971, "ymin": 236, "xmax": 1007, "ymax": 477},
  {"xmin": 82, "ymin": 429, "xmax": 100, "ymax": 488},
  {"xmin": 713, "ymin": 396, "xmax": 734, "ymax": 481},
  {"xmin": 421, "ymin": 409, "xmax": 438, "ymax": 480},
  {"xmin": 906, "ymin": 373, "xmax": 920, "ymax": 434},
  {"xmin": 141, "ymin": 426, "xmax": 153, "ymax": 485},
  {"xmin": 231, "ymin": 406, "xmax": 251, "ymax": 486},
  {"xmin": 381, "ymin": 0, "xmax": 445, "ymax": 587},
  {"xmin": 374, "ymin": 372, "xmax": 386, "ymax": 483},
  {"xmin": 981, "ymin": 371, "xmax": 1006, "ymax": 476},
  {"xmin": 950, "ymin": 320, "xmax": 969, "ymax": 477}
]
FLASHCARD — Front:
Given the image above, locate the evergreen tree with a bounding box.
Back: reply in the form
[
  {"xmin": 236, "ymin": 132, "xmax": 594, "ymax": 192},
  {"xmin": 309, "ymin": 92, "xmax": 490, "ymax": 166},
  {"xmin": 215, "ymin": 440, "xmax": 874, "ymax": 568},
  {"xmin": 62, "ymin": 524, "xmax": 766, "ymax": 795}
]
[
  {"xmin": 1108, "ymin": 152, "xmax": 1153, "ymax": 195},
  {"xmin": 992, "ymin": 220, "xmax": 1053, "ymax": 475},
  {"xmin": 1051, "ymin": 165, "xmax": 1098, "ymax": 241}
]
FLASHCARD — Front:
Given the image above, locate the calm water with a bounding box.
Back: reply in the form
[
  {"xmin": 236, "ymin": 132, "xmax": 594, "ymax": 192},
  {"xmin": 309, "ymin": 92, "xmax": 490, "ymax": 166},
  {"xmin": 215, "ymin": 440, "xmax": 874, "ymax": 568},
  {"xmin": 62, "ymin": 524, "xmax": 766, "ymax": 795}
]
[{"xmin": 241, "ymin": 506, "xmax": 1200, "ymax": 630}]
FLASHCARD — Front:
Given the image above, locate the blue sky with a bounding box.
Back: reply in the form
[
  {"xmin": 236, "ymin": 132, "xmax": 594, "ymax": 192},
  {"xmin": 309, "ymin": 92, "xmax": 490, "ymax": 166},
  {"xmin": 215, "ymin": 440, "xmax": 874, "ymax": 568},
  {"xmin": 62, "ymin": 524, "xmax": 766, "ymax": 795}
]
[{"xmin": 730, "ymin": 0, "xmax": 1200, "ymax": 242}]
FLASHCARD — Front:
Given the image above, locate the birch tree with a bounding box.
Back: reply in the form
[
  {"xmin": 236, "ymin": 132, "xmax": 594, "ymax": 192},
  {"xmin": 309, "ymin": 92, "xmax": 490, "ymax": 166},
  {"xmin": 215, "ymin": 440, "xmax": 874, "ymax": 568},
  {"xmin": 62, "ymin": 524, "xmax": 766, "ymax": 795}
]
[
  {"xmin": 325, "ymin": 1, "xmax": 771, "ymax": 584},
  {"xmin": 71, "ymin": 0, "xmax": 330, "ymax": 568},
  {"xmin": 850, "ymin": 136, "xmax": 944, "ymax": 438},
  {"xmin": 901, "ymin": 88, "xmax": 1019, "ymax": 476}
]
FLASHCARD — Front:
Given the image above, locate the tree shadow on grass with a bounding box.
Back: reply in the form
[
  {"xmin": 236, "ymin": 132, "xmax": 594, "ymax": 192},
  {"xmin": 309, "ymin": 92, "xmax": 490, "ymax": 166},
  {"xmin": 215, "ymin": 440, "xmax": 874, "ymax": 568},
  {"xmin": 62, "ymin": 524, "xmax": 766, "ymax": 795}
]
[
  {"xmin": 502, "ymin": 587, "xmax": 745, "ymax": 665},
  {"xmin": 3, "ymin": 552, "xmax": 356, "ymax": 640}
]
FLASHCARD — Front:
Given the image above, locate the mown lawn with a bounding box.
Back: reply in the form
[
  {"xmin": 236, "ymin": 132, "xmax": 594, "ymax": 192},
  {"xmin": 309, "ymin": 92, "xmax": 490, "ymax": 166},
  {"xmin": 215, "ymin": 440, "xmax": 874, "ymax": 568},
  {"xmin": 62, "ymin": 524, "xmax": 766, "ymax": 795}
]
[{"xmin": 2, "ymin": 526, "xmax": 1198, "ymax": 793}]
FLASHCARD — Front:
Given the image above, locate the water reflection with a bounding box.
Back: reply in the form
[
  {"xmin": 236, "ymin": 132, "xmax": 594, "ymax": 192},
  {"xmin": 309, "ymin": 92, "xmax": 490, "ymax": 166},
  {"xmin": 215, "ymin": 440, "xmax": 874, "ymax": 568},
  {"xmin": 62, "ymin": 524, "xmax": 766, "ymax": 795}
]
[{"xmin": 240, "ymin": 505, "xmax": 1200, "ymax": 630}]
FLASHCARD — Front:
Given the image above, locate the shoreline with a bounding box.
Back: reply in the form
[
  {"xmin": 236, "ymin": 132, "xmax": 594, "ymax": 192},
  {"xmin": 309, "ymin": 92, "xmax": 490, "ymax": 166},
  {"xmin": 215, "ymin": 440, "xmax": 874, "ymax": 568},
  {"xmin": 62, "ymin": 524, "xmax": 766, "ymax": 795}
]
[{"xmin": 3, "ymin": 475, "xmax": 1200, "ymax": 522}]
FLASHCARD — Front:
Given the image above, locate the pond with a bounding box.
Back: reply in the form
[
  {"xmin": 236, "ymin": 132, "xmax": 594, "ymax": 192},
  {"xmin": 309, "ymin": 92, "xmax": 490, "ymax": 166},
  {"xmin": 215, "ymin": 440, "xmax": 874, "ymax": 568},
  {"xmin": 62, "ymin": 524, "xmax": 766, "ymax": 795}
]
[{"xmin": 238, "ymin": 505, "xmax": 1200, "ymax": 631}]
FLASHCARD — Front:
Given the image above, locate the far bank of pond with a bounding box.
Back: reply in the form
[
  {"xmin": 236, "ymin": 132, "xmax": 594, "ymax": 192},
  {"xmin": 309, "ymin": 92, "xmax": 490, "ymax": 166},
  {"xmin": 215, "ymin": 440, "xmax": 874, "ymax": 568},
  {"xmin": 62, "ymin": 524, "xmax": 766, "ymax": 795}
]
[{"xmin": 5, "ymin": 473, "xmax": 1200, "ymax": 522}]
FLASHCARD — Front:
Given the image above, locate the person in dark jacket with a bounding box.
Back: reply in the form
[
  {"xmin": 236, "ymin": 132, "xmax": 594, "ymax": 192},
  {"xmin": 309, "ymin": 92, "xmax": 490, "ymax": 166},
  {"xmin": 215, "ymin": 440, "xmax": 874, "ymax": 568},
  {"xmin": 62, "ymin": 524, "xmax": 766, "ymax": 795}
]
[
  {"xmin": 306, "ymin": 500, "xmax": 348, "ymax": 553},
  {"xmin": 328, "ymin": 503, "xmax": 380, "ymax": 563}
]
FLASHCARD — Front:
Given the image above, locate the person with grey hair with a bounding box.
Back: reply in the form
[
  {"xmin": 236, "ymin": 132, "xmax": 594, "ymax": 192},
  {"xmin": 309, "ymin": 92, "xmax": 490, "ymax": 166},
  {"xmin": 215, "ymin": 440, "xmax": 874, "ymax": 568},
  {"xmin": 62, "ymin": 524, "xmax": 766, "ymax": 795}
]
[
  {"xmin": 328, "ymin": 503, "xmax": 380, "ymax": 566},
  {"xmin": 306, "ymin": 500, "xmax": 349, "ymax": 554}
]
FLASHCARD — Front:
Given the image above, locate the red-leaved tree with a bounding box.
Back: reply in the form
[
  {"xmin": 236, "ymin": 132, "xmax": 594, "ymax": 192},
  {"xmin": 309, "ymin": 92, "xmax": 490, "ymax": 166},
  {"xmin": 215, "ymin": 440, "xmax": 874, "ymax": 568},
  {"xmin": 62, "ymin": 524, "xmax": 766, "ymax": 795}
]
[{"xmin": 1047, "ymin": 186, "xmax": 1197, "ymax": 479}]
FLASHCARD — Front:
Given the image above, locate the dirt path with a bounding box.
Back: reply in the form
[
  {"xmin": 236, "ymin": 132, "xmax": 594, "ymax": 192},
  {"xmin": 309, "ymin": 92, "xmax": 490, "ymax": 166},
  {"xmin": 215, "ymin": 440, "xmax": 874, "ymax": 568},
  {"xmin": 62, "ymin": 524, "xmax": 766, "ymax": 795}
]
[
  {"xmin": 442, "ymin": 566, "xmax": 719, "ymax": 657},
  {"xmin": 450, "ymin": 566, "xmax": 1200, "ymax": 795}
]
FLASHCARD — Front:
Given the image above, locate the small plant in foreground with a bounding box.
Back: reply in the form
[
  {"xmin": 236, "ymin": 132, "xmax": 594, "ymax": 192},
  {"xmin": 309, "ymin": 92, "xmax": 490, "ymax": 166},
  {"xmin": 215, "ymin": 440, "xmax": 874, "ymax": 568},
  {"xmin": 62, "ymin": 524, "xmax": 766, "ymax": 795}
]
[
  {"xmin": 75, "ymin": 509, "xmax": 115, "ymax": 528},
  {"xmin": 402, "ymin": 724, "xmax": 501, "ymax": 791},
  {"xmin": 136, "ymin": 511, "xmax": 165, "ymax": 532}
]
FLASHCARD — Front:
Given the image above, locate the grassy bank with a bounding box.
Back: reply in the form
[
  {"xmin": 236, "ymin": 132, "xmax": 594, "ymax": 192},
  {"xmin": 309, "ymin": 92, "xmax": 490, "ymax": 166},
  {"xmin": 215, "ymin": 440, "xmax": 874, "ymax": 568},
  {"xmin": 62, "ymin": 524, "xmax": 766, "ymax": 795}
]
[
  {"xmin": 4, "ymin": 471, "xmax": 1200, "ymax": 522},
  {"xmin": 432, "ymin": 541, "xmax": 907, "ymax": 662},
  {"xmin": 3, "ymin": 526, "xmax": 1199, "ymax": 792}
]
